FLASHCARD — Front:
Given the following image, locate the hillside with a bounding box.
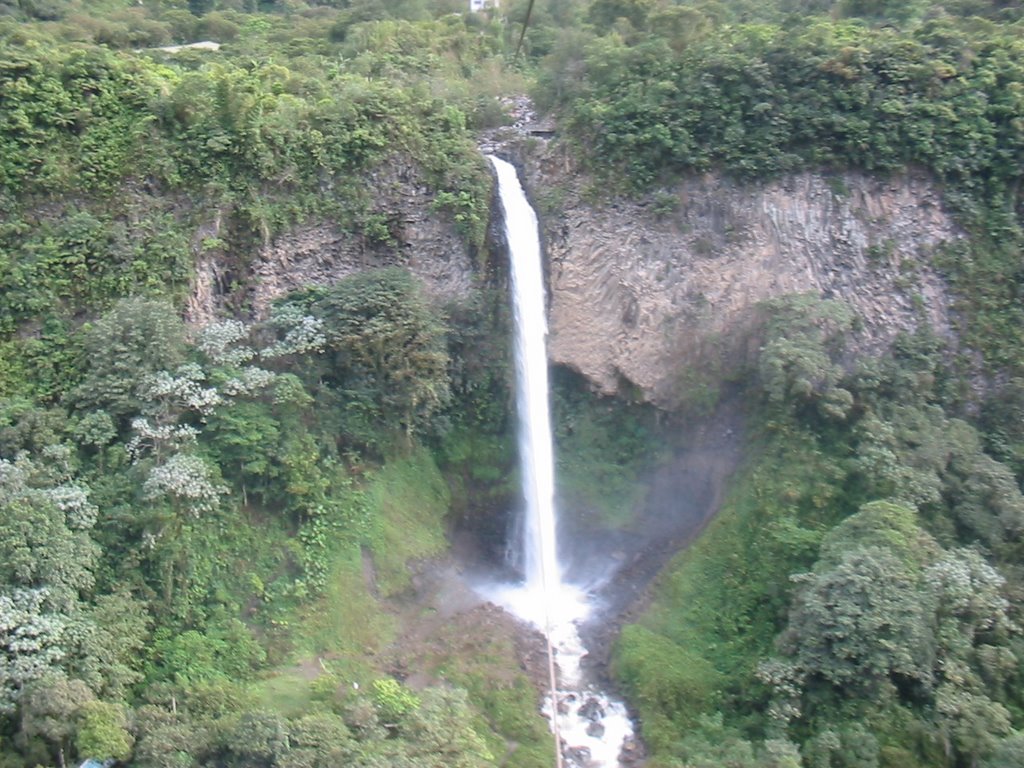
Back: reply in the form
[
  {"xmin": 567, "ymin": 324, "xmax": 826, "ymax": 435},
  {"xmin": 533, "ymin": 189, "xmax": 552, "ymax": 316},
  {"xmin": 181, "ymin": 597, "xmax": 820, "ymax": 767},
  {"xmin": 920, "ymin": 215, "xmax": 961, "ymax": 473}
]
[{"xmin": 2, "ymin": 1, "xmax": 1024, "ymax": 768}]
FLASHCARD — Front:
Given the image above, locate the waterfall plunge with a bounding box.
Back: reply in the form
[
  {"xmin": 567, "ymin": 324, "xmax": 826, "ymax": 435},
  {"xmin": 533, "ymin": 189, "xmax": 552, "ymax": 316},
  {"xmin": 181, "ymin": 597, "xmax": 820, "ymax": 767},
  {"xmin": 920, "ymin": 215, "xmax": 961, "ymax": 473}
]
[
  {"xmin": 485, "ymin": 156, "xmax": 635, "ymax": 767},
  {"xmin": 490, "ymin": 155, "xmax": 560, "ymax": 603}
]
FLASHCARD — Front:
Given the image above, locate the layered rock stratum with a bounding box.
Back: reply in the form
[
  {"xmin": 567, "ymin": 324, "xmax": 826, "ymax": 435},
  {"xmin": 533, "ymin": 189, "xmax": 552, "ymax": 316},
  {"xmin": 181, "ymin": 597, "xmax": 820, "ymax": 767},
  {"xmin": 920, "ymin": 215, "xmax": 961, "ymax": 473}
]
[
  {"xmin": 186, "ymin": 158, "xmax": 473, "ymax": 324},
  {"xmin": 186, "ymin": 135, "xmax": 962, "ymax": 409},
  {"xmin": 526, "ymin": 147, "xmax": 960, "ymax": 405}
]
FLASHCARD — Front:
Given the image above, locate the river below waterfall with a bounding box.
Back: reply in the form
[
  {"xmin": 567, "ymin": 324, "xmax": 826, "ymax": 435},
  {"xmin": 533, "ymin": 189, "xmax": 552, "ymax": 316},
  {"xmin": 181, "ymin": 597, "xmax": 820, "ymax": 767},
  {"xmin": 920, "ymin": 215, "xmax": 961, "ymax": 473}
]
[{"xmin": 486, "ymin": 579, "xmax": 638, "ymax": 767}]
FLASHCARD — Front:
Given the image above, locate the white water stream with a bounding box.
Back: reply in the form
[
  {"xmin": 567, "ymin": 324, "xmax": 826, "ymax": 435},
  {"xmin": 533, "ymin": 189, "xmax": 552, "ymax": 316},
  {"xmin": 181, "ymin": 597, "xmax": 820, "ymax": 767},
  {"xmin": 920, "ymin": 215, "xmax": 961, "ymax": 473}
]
[{"xmin": 485, "ymin": 156, "xmax": 635, "ymax": 767}]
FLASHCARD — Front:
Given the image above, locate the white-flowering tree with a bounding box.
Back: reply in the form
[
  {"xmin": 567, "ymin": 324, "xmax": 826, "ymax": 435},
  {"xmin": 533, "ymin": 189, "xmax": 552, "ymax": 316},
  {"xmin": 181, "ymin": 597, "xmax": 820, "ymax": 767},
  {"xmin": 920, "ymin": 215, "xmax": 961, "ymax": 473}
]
[
  {"xmin": 0, "ymin": 589, "xmax": 68, "ymax": 714},
  {"xmin": 128, "ymin": 319, "xmax": 279, "ymax": 467},
  {"xmin": 142, "ymin": 452, "xmax": 227, "ymax": 517},
  {"xmin": 196, "ymin": 319, "xmax": 255, "ymax": 367},
  {"xmin": 198, "ymin": 319, "xmax": 278, "ymax": 397},
  {"xmin": 140, "ymin": 451, "xmax": 227, "ymax": 606},
  {"xmin": 127, "ymin": 363, "xmax": 221, "ymax": 463},
  {"xmin": 260, "ymin": 303, "xmax": 326, "ymax": 359},
  {"xmin": 0, "ymin": 455, "xmax": 99, "ymax": 612}
]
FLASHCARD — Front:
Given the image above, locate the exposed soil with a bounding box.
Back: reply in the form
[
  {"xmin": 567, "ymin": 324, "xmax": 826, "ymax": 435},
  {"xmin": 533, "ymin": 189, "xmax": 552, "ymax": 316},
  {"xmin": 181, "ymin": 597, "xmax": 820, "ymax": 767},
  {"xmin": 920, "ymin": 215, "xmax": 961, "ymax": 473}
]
[{"xmin": 381, "ymin": 560, "xmax": 550, "ymax": 693}]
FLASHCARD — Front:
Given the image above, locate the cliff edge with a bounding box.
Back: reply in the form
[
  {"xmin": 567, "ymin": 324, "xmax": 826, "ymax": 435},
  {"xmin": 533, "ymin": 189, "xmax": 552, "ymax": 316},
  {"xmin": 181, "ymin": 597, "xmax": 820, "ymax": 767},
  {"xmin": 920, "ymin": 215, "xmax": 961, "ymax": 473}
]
[{"xmin": 526, "ymin": 146, "xmax": 960, "ymax": 406}]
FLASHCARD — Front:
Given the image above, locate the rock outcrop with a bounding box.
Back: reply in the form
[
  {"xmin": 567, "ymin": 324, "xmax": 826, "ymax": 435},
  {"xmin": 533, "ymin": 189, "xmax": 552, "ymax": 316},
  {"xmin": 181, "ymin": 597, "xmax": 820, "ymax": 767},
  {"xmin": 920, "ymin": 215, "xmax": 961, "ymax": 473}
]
[
  {"xmin": 187, "ymin": 160, "xmax": 475, "ymax": 324},
  {"xmin": 526, "ymin": 148, "xmax": 961, "ymax": 405},
  {"xmin": 246, "ymin": 213, "xmax": 473, "ymax": 317},
  {"xmin": 186, "ymin": 135, "xmax": 963, "ymax": 411}
]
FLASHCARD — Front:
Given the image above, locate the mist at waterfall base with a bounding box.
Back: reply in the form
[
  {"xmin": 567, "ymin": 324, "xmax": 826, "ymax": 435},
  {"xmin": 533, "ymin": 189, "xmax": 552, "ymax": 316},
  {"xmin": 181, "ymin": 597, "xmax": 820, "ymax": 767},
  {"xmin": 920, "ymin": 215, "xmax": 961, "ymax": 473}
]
[{"xmin": 480, "ymin": 156, "xmax": 635, "ymax": 767}]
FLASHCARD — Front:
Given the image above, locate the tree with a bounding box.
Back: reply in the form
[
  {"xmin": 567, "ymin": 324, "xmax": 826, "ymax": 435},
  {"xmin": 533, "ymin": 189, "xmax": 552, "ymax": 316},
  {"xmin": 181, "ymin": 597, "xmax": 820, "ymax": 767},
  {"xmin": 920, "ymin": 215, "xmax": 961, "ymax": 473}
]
[
  {"xmin": 0, "ymin": 455, "xmax": 98, "ymax": 611},
  {"xmin": 132, "ymin": 704, "xmax": 208, "ymax": 768},
  {"xmin": 72, "ymin": 591, "xmax": 150, "ymax": 700},
  {"xmin": 313, "ymin": 268, "xmax": 450, "ymax": 452},
  {"xmin": 647, "ymin": 6, "xmax": 711, "ymax": 52},
  {"xmin": 0, "ymin": 399, "xmax": 67, "ymax": 459},
  {"xmin": 142, "ymin": 452, "xmax": 226, "ymax": 517},
  {"xmin": 586, "ymin": 0, "xmax": 656, "ymax": 32},
  {"xmin": 259, "ymin": 305, "xmax": 326, "ymax": 361},
  {"xmin": 803, "ymin": 723, "xmax": 880, "ymax": 768},
  {"xmin": 196, "ymin": 320, "xmax": 255, "ymax": 368},
  {"xmin": 219, "ymin": 710, "xmax": 290, "ymax": 768},
  {"xmin": 75, "ymin": 700, "xmax": 133, "ymax": 761},
  {"xmin": 779, "ymin": 544, "xmax": 934, "ymax": 694},
  {"xmin": 279, "ymin": 713, "xmax": 354, "ymax": 768},
  {"xmin": 674, "ymin": 713, "xmax": 760, "ymax": 768},
  {"xmin": 935, "ymin": 685, "xmax": 1012, "ymax": 763},
  {"xmin": 927, "ymin": 548, "xmax": 1016, "ymax": 659},
  {"xmin": 73, "ymin": 298, "xmax": 187, "ymax": 422},
  {"xmin": 20, "ymin": 674, "xmax": 94, "ymax": 768},
  {"xmin": 0, "ymin": 589, "xmax": 68, "ymax": 713},
  {"xmin": 817, "ymin": 500, "xmax": 939, "ymax": 570},
  {"xmin": 775, "ymin": 503, "xmax": 940, "ymax": 697},
  {"xmin": 399, "ymin": 688, "xmax": 493, "ymax": 768},
  {"xmin": 765, "ymin": 502, "xmax": 1020, "ymax": 765},
  {"xmin": 147, "ymin": 621, "xmax": 264, "ymax": 687},
  {"xmin": 138, "ymin": 452, "xmax": 226, "ymax": 607},
  {"xmin": 127, "ymin": 363, "xmax": 221, "ymax": 463},
  {"xmin": 205, "ymin": 401, "xmax": 281, "ymax": 505},
  {"xmin": 757, "ymin": 296, "xmax": 855, "ymax": 418},
  {"xmin": 370, "ymin": 678, "xmax": 419, "ymax": 724},
  {"xmin": 983, "ymin": 732, "xmax": 1024, "ymax": 768}
]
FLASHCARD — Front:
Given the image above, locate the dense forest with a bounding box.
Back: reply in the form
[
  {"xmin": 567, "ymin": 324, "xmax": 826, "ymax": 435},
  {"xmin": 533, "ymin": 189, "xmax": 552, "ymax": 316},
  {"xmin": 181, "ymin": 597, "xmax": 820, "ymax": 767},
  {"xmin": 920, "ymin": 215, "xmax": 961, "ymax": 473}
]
[{"xmin": 3, "ymin": 0, "xmax": 1024, "ymax": 767}]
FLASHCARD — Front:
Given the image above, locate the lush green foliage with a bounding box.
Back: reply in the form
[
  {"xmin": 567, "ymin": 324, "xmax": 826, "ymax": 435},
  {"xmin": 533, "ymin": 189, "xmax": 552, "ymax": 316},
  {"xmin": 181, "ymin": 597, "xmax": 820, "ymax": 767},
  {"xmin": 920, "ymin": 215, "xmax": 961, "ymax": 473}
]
[
  {"xmin": 0, "ymin": 247, "xmax": 527, "ymax": 766},
  {"xmin": 7, "ymin": 1, "xmax": 1024, "ymax": 767},
  {"xmin": 0, "ymin": 2, "xmax": 504, "ymax": 401},
  {"xmin": 0, "ymin": 0, "xmax": 528, "ymax": 728},
  {"xmin": 532, "ymin": 0, "xmax": 1024, "ymax": 384},
  {"xmin": 0, "ymin": 0, "xmax": 531, "ymax": 765},
  {"xmin": 551, "ymin": 367, "xmax": 662, "ymax": 527},
  {"xmin": 309, "ymin": 268, "xmax": 452, "ymax": 454},
  {"xmin": 544, "ymin": 11, "xmax": 1024, "ymax": 215},
  {"xmin": 615, "ymin": 296, "xmax": 1024, "ymax": 767}
]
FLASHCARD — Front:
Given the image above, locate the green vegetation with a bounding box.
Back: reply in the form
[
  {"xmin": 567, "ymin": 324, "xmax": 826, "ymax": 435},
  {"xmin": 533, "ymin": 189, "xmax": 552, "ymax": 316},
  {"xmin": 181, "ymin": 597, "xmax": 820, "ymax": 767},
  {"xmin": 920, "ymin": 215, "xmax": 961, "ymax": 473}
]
[
  {"xmin": 552, "ymin": 368, "xmax": 663, "ymax": 527},
  {"xmin": 0, "ymin": 2, "xmax": 500, "ymax": 402},
  {"xmin": 521, "ymin": 3, "xmax": 1024, "ymax": 762},
  {"xmin": 0, "ymin": 0, "xmax": 538, "ymax": 758},
  {"xmin": 615, "ymin": 298, "xmax": 1024, "ymax": 767},
  {"xmin": 4, "ymin": 0, "xmax": 1024, "ymax": 766},
  {"xmin": 525, "ymin": 7, "xmax": 1024, "ymax": 760},
  {"xmin": 0, "ymin": 254, "xmax": 525, "ymax": 765},
  {"xmin": 364, "ymin": 449, "xmax": 450, "ymax": 596},
  {"xmin": 532, "ymin": 0, "xmax": 1024, "ymax": 376}
]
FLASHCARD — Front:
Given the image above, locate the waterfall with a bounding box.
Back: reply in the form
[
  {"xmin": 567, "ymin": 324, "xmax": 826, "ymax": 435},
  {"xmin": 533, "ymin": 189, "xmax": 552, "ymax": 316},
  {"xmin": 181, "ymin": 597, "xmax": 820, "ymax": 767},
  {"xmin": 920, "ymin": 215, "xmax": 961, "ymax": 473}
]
[
  {"xmin": 486, "ymin": 155, "xmax": 636, "ymax": 768},
  {"xmin": 489, "ymin": 155, "xmax": 561, "ymax": 601}
]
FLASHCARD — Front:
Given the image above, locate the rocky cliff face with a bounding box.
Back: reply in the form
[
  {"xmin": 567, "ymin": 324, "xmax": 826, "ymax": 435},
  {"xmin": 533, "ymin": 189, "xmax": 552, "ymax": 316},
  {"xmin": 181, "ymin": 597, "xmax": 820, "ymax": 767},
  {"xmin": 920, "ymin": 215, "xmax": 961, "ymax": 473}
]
[
  {"xmin": 187, "ymin": 159, "xmax": 475, "ymax": 324},
  {"xmin": 525, "ymin": 147, "xmax": 961, "ymax": 405},
  {"xmin": 187, "ymin": 142, "xmax": 963, "ymax": 410}
]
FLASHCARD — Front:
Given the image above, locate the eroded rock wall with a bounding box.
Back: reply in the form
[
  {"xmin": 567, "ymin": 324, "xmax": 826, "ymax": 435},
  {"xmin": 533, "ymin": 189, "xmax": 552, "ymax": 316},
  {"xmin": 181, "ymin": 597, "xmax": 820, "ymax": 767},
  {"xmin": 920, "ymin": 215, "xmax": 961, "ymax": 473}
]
[
  {"xmin": 527, "ymin": 151, "xmax": 960, "ymax": 405},
  {"xmin": 187, "ymin": 160, "xmax": 475, "ymax": 324},
  {"xmin": 186, "ymin": 139, "xmax": 962, "ymax": 410}
]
